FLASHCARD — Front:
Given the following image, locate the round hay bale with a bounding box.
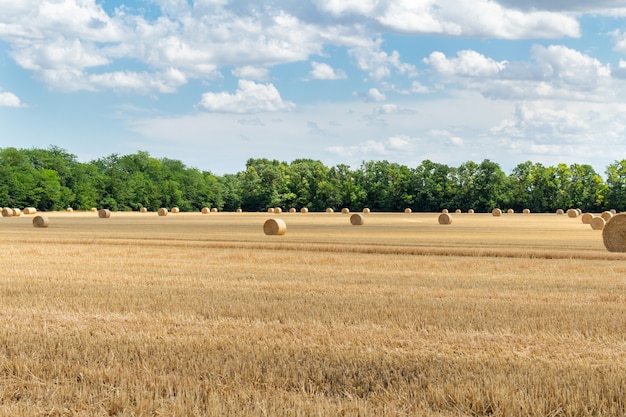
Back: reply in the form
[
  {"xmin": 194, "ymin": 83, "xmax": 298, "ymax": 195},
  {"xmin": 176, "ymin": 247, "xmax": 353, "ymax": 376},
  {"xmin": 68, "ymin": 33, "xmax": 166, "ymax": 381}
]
[
  {"xmin": 140, "ymin": 207, "xmax": 148, "ymax": 213},
  {"xmin": 567, "ymin": 209, "xmax": 578, "ymax": 218},
  {"xmin": 523, "ymin": 208, "xmax": 531, "ymax": 214},
  {"xmin": 576, "ymin": 208, "xmax": 582, "ymax": 215},
  {"xmin": 201, "ymin": 207, "xmax": 210, "ymax": 214},
  {"xmin": 33, "ymin": 215, "xmax": 49, "ymax": 228},
  {"xmin": 341, "ymin": 208, "xmax": 350, "ymax": 214},
  {"xmin": 507, "ymin": 209, "xmax": 514, "ymax": 214},
  {"xmin": 263, "ymin": 218, "xmax": 286, "ymax": 235},
  {"xmin": 556, "ymin": 209, "xmax": 564, "ymax": 215},
  {"xmin": 610, "ymin": 209, "xmax": 617, "ymax": 215},
  {"xmin": 602, "ymin": 214, "xmax": 626, "ymax": 251},
  {"xmin": 157, "ymin": 208, "xmax": 168, "ymax": 217},
  {"xmin": 23, "ymin": 207, "xmax": 37, "ymax": 215},
  {"xmin": 2, "ymin": 208, "xmax": 13, "ymax": 217},
  {"xmin": 441, "ymin": 208, "xmax": 449, "ymax": 214},
  {"xmin": 601, "ymin": 211, "xmax": 613, "ymax": 222},
  {"xmin": 98, "ymin": 209, "xmax": 111, "ymax": 218},
  {"xmin": 581, "ymin": 213, "xmax": 594, "ymax": 224},
  {"xmin": 438, "ymin": 213, "xmax": 452, "ymax": 225},
  {"xmin": 236, "ymin": 208, "xmax": 243, "ymax": 213},
  {"xmin": 591, "ymin": 216, "xmax": 606, "ymax": 231},
  {"xmin": 362, "ymin": 208, "xmax": 370, "ymax": 214},
  {"xmin": 211, "ymin": 208, "xmax": 218, "ymax": 213},
  {"xmin": 326, "ymin": 208, "xmax": 334, "ymax": 213},
  {"xmin": 12, "ymin": 208, "xmax": 21, "ymax": 217},
  {"xmin": 455, "ymin": 209, "xmax": 462, "ymax": 214},
  {"xmin": 300, "ymin": 207, "xmax": 309, "ymax": 213},
  {"xmin": 171, "ymin": 207, "xmax": 180, "ymax": 213},
  {"xmin": 468, "ymin": 209, "xmax": 475, "ymax": 214},
  {"xmin": 350, "ymin": 213, "xmax": 365, "ymax": 225},
  {"xmin": 67, "ymin": 207, "xmax": 74, "ymax": 212},
  {"xmin": 404, "ymin": 208, "xmax": 412, "ymax": 213},
  {"xmin": 267, "ymin": 207, "xmax": 275, "ymax": 213},
  {"xmin": 274, "ymin": 207, "xmax": 282, "ymax": 213},
  {"xmin": 289, "ymin": 208, "xmax": 296, "ymax": 213},
  {"xmin": 492, "ymin": 208, "xmax": 502, "ymax": 217},
  {"xmin": 90, "ymin": 207, "xmax": 97, "ymax": 212}
]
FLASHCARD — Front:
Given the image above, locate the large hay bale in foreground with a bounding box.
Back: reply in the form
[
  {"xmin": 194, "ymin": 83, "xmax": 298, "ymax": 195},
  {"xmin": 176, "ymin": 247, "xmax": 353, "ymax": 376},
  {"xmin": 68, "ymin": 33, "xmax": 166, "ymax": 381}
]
[
  {"xmin": 603, "ymin": 213, "xmax": 626, "ymax": 251},
  {"xmin": 581, "ymin": 213, "xmax": 594, "ymax": 224},
  {"xmin": 591, "ymin": 216, "xmax": 606, "ymax": 231},
  {"xmin": 350, "ymin": 213, "xmax": 364, "ymax": 225},
  {"xmin": 23, "ymin": 207, "xmax": 37, "ymax": 215},
  {"xmin": 2, "ymin": 208, "xmax": 13, "ymax": 217},
  {"xmin": 492, "ymin": 208, "xmax": 502, "ymax": 217},
  {"xmin": 601, "ymin": 211, "xmax": 613, "ymax": 222},
  {"xmin": 33, "ymin": 215, "xmax": 49, "ymax": 228},
  {"xmin": 157, "ymin": 208, "xmax": 168, "ymax": 217},
  {"xmin": 567, "ymin": 209, "xmax": 578, "ymax": 218},
  {"xmin": 98, "ymin": 209, "xmax": 111, "ymax": 218},
  {"xmin": 263, "ymin": 218, "xmax": 286, "ymax": 235},
  {"xmin": 438, "ymin": 213, "xmax": 452, "ymax": 225}
]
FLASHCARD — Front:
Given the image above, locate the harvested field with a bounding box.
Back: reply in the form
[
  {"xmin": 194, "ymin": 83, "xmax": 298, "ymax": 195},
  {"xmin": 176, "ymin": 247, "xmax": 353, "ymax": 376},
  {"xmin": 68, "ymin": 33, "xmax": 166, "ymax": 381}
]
[{"xmin": 0, "ymin": 211, "xmax": 625, "ymax": 416}]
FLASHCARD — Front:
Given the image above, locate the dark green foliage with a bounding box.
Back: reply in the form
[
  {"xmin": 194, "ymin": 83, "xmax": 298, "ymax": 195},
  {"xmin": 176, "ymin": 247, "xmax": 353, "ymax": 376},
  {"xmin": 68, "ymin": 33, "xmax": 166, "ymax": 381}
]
[{"xmin": 0, "ymin": 146, "xmax": 618, "ymax": 213}]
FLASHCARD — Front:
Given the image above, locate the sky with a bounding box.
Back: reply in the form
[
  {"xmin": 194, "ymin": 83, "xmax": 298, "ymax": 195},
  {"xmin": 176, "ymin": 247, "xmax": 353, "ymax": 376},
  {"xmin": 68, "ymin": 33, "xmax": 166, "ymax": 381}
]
[{"xmin": 2, "ymin": 1, "xmax": 626, "ymax": 175}]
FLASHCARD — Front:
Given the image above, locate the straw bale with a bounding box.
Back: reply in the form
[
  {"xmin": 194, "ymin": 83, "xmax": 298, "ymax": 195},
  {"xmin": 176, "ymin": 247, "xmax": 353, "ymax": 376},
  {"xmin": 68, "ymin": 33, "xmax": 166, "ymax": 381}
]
[
  {"xmin": 289, "ymin": 208, "xmax": 296, "ymax": 213},
  {"xmin": 1, "ymin": 208, "xmax": 13, "ymax": 217},
  {"xmin": 90, "ymin": 208, "xmax": 97, "ymax": 212},
  {"xmin": 404, "ymin": 208, "xmax": 412, "ymax": 213},
  {"xmin": 341, "ymin": 208, "xmax": 350, "ymax": 214},
  {"xmin": 201, "ymin": 207, "xmax": 210, "ymax": 214},
  {"xmin": 267, "ymin": 208, "xmax": 275, "ymax": 213},
  {"xmin": 274, "ymin": 207, "xmax": 282, "ymax": 213},
  {"xmin": 12, "ymin": 208, "xmax": 21, "ymax": 217},
  {"xmin": 350, "ymin": 213, "xmax": 365, "ymax": 225},
  {"xmin": 98, "ymin": 209, "xmax": 111, "ymax": 218},
  {"xmin": 556, "ymin": 209, "xmax": 564, "ymax": 215},
  {"xmin": 326, "ymin": 208, "xmax": 334, "ymax": 213},
  {"xmin": 171, "ymin": 207, "xmax": 180, "ymax": 213},
  {"xmin": 567, "ymin": 209, "xmax": 578, "ymax": 218},
  {"xmin": 591, "ymin": 216, "xmax": 606, "ymax": 231},
  {"xmin": 468, "ymin": 209, "xmax": 475, "ymax": 214},
  {"xmin": 140, "ymin": 207, "xmax": 148, "ymax": 213},
  {"xmin": 157, "ymin": 208, "xmax": 168, "ymax": 216},
  {"xmin": 211, "ymin": 208, "xmax": 218, "ymax": 213},
  {"xmin": 441, "ymin": 208, "xmax": 449, "ymax": 214},
  {"xmin": 610, "ymin": 209, "xmax": 617, "ymax": 214},
  {"xmin": 523, "ymin": 208, "xmax": 531, "ymax": 214},
  {"xmin": 603, "ymin": 213, "xmax": 626, "ymax": 251},
  {"xmin": 67, "ymin": 207, "xmax": 73, "ymax": 212},
  {"xmin": 455, "ymin": 209, "xmax": 462, "ymax": 214},
  {"xmin": 581, "ymin": 213, "xmax": 594, "ymax": 224},
  {"xmin": 438, "ymin": 213, "xmax": 452, "ymax": 225},
  {"xmin": 507, "ymin": 209, "xmax": 514, "ymax": 214},
  {"xmin": 23, "ymin": 207, "xmax": 37, "ymax": 215},
  {"xmin": 300, "ymin": 207, "xmax": 309, "ymax": 213},
  {"xmin": 263, "ymin": 218, "xmax": 286, "ymax": 235},
  {"xmin": 362, "ymin": 208, "xmax": 370, "ymax": 214},
  {"xmin": 236, "ymin": 208, "xmax": 243, "ymax": 213},
  {"xmin": 33, "ymin": 215, "xmax": 49, "ymax": 228},
  {"xmin": 492, "ymin": 208, "xmax": 502, "ymax": 217},
  {"xmin": 601, "ymin": 211, "xmax": 613, "ymax": 222}
]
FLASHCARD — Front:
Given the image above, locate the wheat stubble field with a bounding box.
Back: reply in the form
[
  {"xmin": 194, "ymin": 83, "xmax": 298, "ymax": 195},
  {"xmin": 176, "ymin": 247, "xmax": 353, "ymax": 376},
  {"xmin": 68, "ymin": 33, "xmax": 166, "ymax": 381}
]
[{"xmin": 0, "ymin": 210, "xmax": 625, "ymax": 416}]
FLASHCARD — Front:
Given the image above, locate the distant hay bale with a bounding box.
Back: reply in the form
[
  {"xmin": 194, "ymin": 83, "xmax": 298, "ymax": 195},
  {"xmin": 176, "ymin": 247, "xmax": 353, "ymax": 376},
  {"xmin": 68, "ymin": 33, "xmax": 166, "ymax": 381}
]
[
  {"xmin": 267, "ymin": 207, "xmax": 275, "ymax": 213},
  {"xmin": 438, "ymin": 213, "xmax": 452, "ymax": 225},
  {"xmin": 140, "ymin": 207, "xmax": 148, "ymax": 213},
  {"xmin": 603, "ymin": 213, "xmax": 626, "ymax": 251},
  {"xmin": 90, "ymin": 207, "xmax": 97, "ymax": 212},
  {"xmin": 556, "ymin": 209, "xmax": 564, "ymax": 215},
  {"xmin": 326, "ymin": 208, "xmax": 334, "ymax": 213},
  {"xmin": 591, "ymin": 216, "xmax": 606, "ymax": 231},
  {"xmin": 468, "ymin": 209, "xmax": 475, "ymax": 214},
  {"xmin": 33, "ymin": 215, "xmax": 49, "ymax": 228},
  {"xmin": 350, "ymin": 213, "xmax": 365, "ymax": 225},
  {"xmin": 610, "ymin": 209, "xmax": 617, "ymax": 215},
  {"xmin": 171, "ymin": 207, "xmax": 180, "ymax": 213},
  {"xmin": 404, "ymin": 208, "xmax": 412, "ymax": 213},
  {"xmin": 211, "ymin": 208, "xmax": 218, "ymax": 213},
  {"xmin": 157, "ymin": 208, "xmax": 168, "ymax": 217},
  {"xmin": 341, "ymin": 208, "xmax": 350, "ymax": 214},
  {"xmin": 507, "ymin": 209, "xmax": 514, "ymax": 214},
  {"xmin": 601, "ymin": 211, "xmax": 613, "ymax": 222},
  {"xmin": 567, "ymin": 209, "xmax": 578, "ymax": 218},
  {"xmin": 492, "ymin": 208, "xmax": 502, "ymax": 217},
  {"xmin": 201, "ymin": 207, "xmax": 210, "ymax": 214},
  {"xmin": 274, "ymin": 207, "xmax": 283, "ymax": 213},
  {"xmin": 581, "ymin": 213, "xmax": 594, "ymax": 224},
  {"xmin": 263, "ymin": 218, "xmax": 286, "ymax": 235},
  {"xmin": 576, "ymin": 208, "xmax": 582, "ymax": 215},
  {"xmin": 289, "ymin": 208, "xmax": 296, "ymax": 213},
  {"xmin": 441, "ymin": 208, "xmax": 449, "ymax": 214},
  {"xmin": 523, "ymin": 208, "xmax": 531, "ymax": 214},
  {"xmin": 67, "ymin": 207, "xmax": 73, "ymax": 212},
  {"xmin": 98, "ymin": 209, "xmax": 111, "ymax": 218},
  {"xmin": 1, "ymin": 208, "xmax": 13, "ymax": 217},
  {"xmin": 455, "ymin": 209, "xmax": 461, "ymax": 214},
  {"xmin": 300, "ymin": 207, "xmax": 309, "ymax": 213},
  {"xmin": 11, "ymin": 208, "xmax": 21, "ymax": 217},
  {"xmin": 236, "ymin": 208, "xmax": 243, "ymax": 213},
  {"xmin": 23, "ymin": 207, "xmax": 37, "ymax": 215},
  {"xmin": 362, "ymin": 208, "xmax": 370, "ymax": 214}
]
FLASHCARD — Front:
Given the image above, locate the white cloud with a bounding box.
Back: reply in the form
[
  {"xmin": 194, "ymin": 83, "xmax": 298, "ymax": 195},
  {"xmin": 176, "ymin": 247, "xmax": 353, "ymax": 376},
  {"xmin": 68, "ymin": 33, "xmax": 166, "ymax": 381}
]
[
  {"xmin": 366, "ymin": 87, "xmax": 386, "ymax": 102},
  {"xmin": 197, "ymin": 79, "xmax": 295, "ymax": 113},
  {"xmin": 349, "ymin": 40, "xmax": 416, "ymax": 80},
  {"xmin": 424, "ymin": 50, "xmax": 507, "ymax": 78},
  {"xmin": 232, "ymin": 66, "xmax": 269, "ymax": 81},
  {"xmin": 308, "ymin": 61, "xmax": 347, "ymax": 80},
  {"xmin": 0, "ymin": 91, "xmax": 25, "ymax": 107}
]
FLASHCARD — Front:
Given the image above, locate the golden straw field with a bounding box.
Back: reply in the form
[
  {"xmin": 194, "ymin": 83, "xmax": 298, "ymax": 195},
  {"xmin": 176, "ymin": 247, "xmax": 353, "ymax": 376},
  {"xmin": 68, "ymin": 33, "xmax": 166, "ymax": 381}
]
[{"xmin": 1, "ymin": 210, "xmax": 625, "ymax": 416}]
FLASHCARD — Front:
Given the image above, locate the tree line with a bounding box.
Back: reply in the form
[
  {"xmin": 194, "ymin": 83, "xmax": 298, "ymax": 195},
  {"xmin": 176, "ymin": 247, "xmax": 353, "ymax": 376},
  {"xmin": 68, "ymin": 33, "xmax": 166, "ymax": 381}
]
[{"xmin": 1, "ymin": 146, "xmax": 626, "ymax": 213}]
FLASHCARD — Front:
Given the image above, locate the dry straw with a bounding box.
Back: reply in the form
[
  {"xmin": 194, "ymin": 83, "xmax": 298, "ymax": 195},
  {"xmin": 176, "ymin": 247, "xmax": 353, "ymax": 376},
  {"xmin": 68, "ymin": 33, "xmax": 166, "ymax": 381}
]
[
  {"xmin": 350, "ymin": 213, "xmax": 365, "ymax": 225},
  {"xmin": 567, "ymin": 209, "xmax": 578, "ymax": 218},
  {"xmin": 455, "ymin": 209, "xmax": 462, "ymax": 214},
  {"xmin": 556, "ymin": 209, "xmax": 564, "ymax": 215},
  {"xmin": 263, "ymin": 218, "xmax": 286, "ymax": 235},
  {"xmin": 98, "ymin": 209, "xmax": 111, "ymax": 218},
  {"xmin": 67, "ymin": 207, "xmax": 73, "ymax": 212},
  {"xmin": 32, "ymin": 215, "xmax": 49, "ymax": 228},
  {"xmin": 601, "ymin": 211, "xmax": 613, "ymax": 222},
  {"xmin": 171, "ymin": 207, "xmax": 180, "ymax": 213},
  {"xmin": 289, "ymin": 208, "xmax": 296, "ymax": 213},
  {"xmin": 267, "ymin": 208, "xmax": 275, "ymax": 213},
  {"xmin": 23, "ymin": 207, "xmax": 37, "ymax": 214},
  {"xmin": 326, "ymin": 208, "xmax": 334, "ymax": 213},
  {"xmin": 438, "ymin": 213, "xmax": 452, "ymax": 224},
  {"xmin": 2, "ymin": 208, "xmax": 13, "ymax": 217},
  {"xmin": 211, "ymin": 208, "xmax": 218, "ymax": 213},
  {"xmin": 591, "ymin": 216, "xmax": 606, "ymax": 231},
  {"xmin": 363, "ymin": 208, "xmax": 370, "ymax": 214},
  {"xmin": 90, "ymin": 207, "xmax": 97, "ymax": 212},
  {"xmin": 468, "ymin": 209, "xmax": 475, "ymax": 214},
  {"xmin": 236, "ymin": 208, "xmax": 242, "ymax": 213},
  {"xmin": 274, "ymin": 207, "xmax": 283, "ymax": 213},
  {"xmin": 523, "ymin": 208, "xmax": 531, "ymax": 214},
  {"xmin": 140, "ymin": 207, "xmax": 148, "ymax": 213},
  {"xmin": 603, "ymin": 213, "xmax": 626, "ymax": 251},
  {"xmin": 610, "ymin": 209, "xmax": 617, "ymax": 214},
  {"xmin": 507, "ymin": 209, "xmax": 514, "ymax": 214},
  {"xmin": 341, "ymin": 208, "xmax": 350, "ymax": 214},
  {"xmin": 581, "ymin": 213, "xmax": 594, "ymax": 224},
  {"xmin": 201, "ymin": 207, "xmax": 210, "ymax": 214},
  {"xmin": 157, "ymin": 208, "xmax": 168, "ymax": 217},
  {"xmin": 492, "ymin": 208, "xmax": 502, "ymax": 217},
  {"xmin": 12, "ymin": 208, "xmax": 21, "ymax": 216},
  {"xmin": 300, "ymin": 207, "xmax": 309, "ymax": 213},
  {"xmin": 441, "ymin": 208, "xmax": 449, "ymax": 214},
  {"xmin": 404, "ymin": 208, "xmax": 412, "ymax": 213}
]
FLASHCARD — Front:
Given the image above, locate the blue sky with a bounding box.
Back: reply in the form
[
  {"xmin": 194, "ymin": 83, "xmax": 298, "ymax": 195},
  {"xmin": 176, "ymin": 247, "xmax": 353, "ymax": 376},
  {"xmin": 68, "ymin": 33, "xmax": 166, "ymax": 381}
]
[{"xmin": 2, "ymin": 1, "xmax": 626, "ymax": 175}]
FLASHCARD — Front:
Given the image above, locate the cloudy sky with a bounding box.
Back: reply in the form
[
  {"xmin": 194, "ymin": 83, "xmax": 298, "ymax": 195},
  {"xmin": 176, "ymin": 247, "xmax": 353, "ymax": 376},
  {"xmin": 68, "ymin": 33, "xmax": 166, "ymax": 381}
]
[{"xmin": 2, "ymin": 0, "xmax": 626, "ymax": 175}]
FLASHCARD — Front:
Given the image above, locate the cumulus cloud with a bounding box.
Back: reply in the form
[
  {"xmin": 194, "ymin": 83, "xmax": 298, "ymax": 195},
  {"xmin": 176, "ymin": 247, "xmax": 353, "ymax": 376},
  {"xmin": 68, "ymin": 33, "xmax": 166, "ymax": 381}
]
[
  {"xmin": 327, "ymin": 135, "xmax": 417, "ymax": 157},
  {"xmin": 349, "ymin": 40, "xmax": 416, "ymax": 80},
  {"xmin": 308, "ymin": 61, "xmax": 347, "ymax": 80},
  {"xmin": 197, "ymin": 80, "xmax": 295, "ymax": 113},
  {"xmin": 0, "ymin": 91, "xmax": 25, "ymax": 107}
]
